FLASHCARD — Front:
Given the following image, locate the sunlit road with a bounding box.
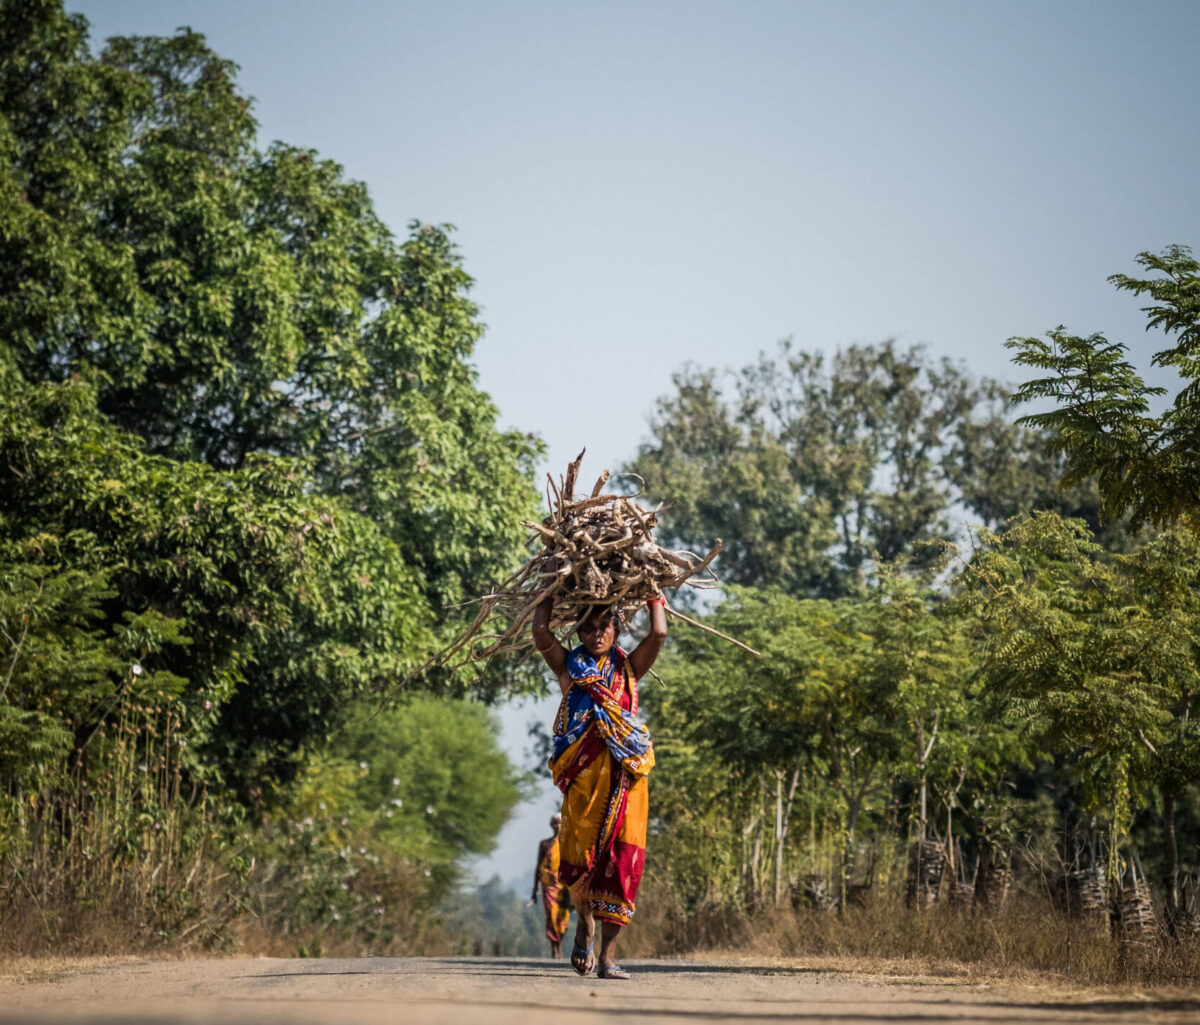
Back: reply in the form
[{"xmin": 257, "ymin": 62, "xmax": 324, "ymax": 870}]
[{"xmin": 3, "ymin": 956, "xmax": 1199, "ymax": 1024}]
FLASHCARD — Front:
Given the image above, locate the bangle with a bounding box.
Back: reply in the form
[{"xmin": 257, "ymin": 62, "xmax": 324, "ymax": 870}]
[{"xmin": 646, "ymin": 596, "xmax": 667, "ymax": 608}]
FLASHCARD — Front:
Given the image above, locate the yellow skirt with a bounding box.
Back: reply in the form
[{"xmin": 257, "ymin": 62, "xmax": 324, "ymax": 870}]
[{"xmin": 558, "ymin": 749, "xmax": 648, "ymax": 926}]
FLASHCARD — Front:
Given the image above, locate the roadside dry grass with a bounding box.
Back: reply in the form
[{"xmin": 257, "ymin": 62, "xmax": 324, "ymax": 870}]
[
  {"xmin": 5, "ymin": 889, "xmax": 1200, "ymax": 1000},
  {"xmin": 624, "ymin": 889, "xmax": 1200, "ymax": 990}
]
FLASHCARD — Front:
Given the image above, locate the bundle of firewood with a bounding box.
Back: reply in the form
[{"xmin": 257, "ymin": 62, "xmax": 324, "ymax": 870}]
[
  {"xmin": 395, "ymin": 451, "xmax": 756, "ymax": 689},
  {"xmin": 513, "ymin": 452, "xmax": 724, "ymax": 640}
]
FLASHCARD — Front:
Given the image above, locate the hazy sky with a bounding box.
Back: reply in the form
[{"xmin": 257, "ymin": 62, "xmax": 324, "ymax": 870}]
[{"xmin": 72, "ymin": 0, "xmax": 1200, "ymax": 884}]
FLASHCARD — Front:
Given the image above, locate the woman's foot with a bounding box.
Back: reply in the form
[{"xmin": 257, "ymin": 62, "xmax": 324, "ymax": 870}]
[
  {"xmin": 597, "ymin": 962, "xmax": 630, "ymax": 980},
  {"xmin": 596, "ymin": 919, "xmax": 624, "ymax": 979},
  {"xmin": 569, "ymin": 915, "xmax": 595, "ymax": 976}
]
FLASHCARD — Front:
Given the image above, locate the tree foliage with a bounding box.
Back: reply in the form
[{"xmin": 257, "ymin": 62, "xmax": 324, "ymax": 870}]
[
  {"xmin": 1008, "ymin": 246, "xmax": 1200, "ymax": 532},
  {"xmin": 628, "ymin": 340, "xmax": 1108, "ymax": 599},
  {"xmin": 0, "ymin": 0, "xmax": 543, "ymax": 782},
  {"xmin": 0, "ymin": 351, "xmax": 430, "ymax": 793},
  {"xmin": 645, "ymin": 570, "xmax": 985, "ymax": 909},
  {"xmin": 283, "ymin": 696, "xmax": 529, "ymax": 903},
  {"xmin": 0, "ymin": 0, "xmax": 540, "ymax": 616},
  {"xmin": 0, "ymin": 1, "xmax": 537, "ymax": 947},
  {"xmin": 955, "ymin": 512, "xmax": 1200, "ymax": 903}
]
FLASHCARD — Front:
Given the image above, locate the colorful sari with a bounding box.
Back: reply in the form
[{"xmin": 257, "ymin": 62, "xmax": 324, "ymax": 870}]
[
  {"xmin": 537, "ymin": 837, "xmax": 570, "ymax": 943},
  {"xmin": 549, "ymin": 645, "xmax": 654, "ymax": 927}
]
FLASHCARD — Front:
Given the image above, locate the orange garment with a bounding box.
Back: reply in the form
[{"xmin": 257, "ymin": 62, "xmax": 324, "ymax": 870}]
[
  {"xmin": 550, "ymin": 648, "xmax": 651, "ymax": 927},
  {"xmin": 556, "ymin": 742, "xmax": 648, "ymax": 925},
  {"xmin": 537, "ymin": 836, "xmax": 570, "ymax": 943}
]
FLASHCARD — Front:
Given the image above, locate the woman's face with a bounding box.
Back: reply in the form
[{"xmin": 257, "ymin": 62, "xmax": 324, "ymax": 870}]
[{"xmin": 578, "ymin": 610, "xmax": 616, "ymax": 656}]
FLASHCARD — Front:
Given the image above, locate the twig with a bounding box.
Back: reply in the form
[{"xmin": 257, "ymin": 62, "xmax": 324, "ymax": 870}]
[{"xmin": 665, "ymin": 605, "xmax": 762, "ymax": 657}]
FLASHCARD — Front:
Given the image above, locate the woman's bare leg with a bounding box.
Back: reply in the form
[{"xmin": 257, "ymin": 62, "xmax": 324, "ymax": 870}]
[
  {"xmin": 569, "ymin": 886, "xmax": 595, "ymax": 972},
  {"xmin": 574, "ymin": 904, "xmax": 595, "ymax": 950},
  {"xmin": 598, "ymin": 920, "xmax": 622, "ymax": 968}
]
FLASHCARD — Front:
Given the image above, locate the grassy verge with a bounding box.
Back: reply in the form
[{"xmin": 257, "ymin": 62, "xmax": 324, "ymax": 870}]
[{"xmin": 623, "ymin": 886, "xmax": 1200, "ymax": 988}]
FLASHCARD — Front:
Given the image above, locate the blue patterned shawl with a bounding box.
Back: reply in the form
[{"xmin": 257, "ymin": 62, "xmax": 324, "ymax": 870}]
[{"xmin": 551, "ymin": 645, "xmax": 654, "ymax": 779}]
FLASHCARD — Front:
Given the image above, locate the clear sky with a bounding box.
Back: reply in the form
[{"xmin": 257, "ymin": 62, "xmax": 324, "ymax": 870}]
[{"xmin": 72, "ymin": 0, "xmax": 1200, "ymax": 885}]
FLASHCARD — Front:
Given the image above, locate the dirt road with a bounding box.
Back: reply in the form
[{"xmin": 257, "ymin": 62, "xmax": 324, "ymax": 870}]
[{"xmin": 2, "ymin": 955, "xmax": 1198, "ymax": 1024}]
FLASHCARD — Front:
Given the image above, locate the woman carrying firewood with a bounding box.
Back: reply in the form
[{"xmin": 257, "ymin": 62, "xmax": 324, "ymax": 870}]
[{"xmin": 532, "ymin": 591, "xmax": 667, "ymax": 980}]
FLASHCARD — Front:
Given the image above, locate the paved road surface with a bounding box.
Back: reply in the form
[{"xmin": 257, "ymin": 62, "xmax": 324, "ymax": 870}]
[{"xmin": 3, "ymin": 956, "xmax": 1199, "ymax": 1024}]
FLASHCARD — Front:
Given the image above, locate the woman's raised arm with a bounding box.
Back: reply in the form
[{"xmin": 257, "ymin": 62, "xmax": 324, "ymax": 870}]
[
  {"xmin": 532, "ymin": 593, "xmax": 568, "ymax": 681},
  {"xmin": 628, "ymin": 596, "xmax": 668, "ymax": 681}
]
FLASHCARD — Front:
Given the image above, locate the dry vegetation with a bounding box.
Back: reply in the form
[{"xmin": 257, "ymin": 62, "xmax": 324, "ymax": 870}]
[{"xmin": 624, "ymin": 879, "xmax": 1200, "ymax": 990}]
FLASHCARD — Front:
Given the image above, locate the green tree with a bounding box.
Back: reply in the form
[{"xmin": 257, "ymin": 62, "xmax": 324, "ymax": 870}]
[
  {"xmin": 647, "ymin": 571, "xmax": 1029, "ymax": 915},
  {"xmin": 0, "ymin": 1, "xmax": 540, "ymax": 949},
  {"xmin": 0, "ymin": 354, "xmax": 426, "ymax": 797},
  {"xmin": 650, "ymin": 589, "xmax": 896, "ymax": 908},
  {"xmin": 864, "ymin": 565, "xmax": 969, "ymax": 855},
  {"xmin": 629, "ymin": 366, "xmax": 840, "ymax": 597},
  {"xmin": 1007, "ymin": 245, "xmax": 1200, "ymax": 533},
  {"xmin": 339, "ymin": 696, "xmax": 529, "ymax": 875},
  {"xmin": 945, "ymin": 378, "xmax": 1126, "ymax": 548},
  {"xmin": 956, "ymin": 512, "xmax": 1200, "ymax": 921},
  {"xmin": 0, "ymin": 1, "xmax": 543, "ymax": 788},
  {"xmin": 217, "ymin": 696, "xmax": 526, "ymax": 951},
  {"xmin": 1118, "ymin": 529, "xmax": 1200, "ymax": 926},
  {"xmin": 283, "ymin": 696, "xmax": 529, "ymax": 901},
  {"xmin": 0, "ymin": 1, "xmax": 540, "ymax": 618}
]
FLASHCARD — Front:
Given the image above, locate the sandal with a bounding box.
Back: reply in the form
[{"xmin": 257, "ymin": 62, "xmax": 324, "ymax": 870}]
[
  {"xmin": 570, "ymin": 939, "xmax": 594, "ymax": 977},
  {"xmin": 597, "ymin": 963, "xmax": 630, "ymax": 980}
]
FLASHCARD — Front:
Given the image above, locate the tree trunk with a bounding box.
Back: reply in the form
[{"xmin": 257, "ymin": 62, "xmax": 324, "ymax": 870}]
[
  {"xmin": 774, "ymin": 770, "xmax": 784, "ymax": 906},
  {"xmin": 743, "ymin": 810, "xmax": 762, "ymax": 910},
  {"xmin": 778, "ymin": 759, "xmax": 802, "ymax": 907},
  {"xmin": 914, "ymin": 721, "xmax": 926, "ymax": 911},
  {"xmin": 945, "ymin": 801, "xmax": 956, "ymax": 885},
  {"xmin": 746, "ymin": 790, "xmax": 764, "ymax": 910},
  {"xmin": 841, "ymin": 798, "xmax": 861, "ymax": 913},
  {"xmin": 1163, "ymin": 788, "xmax": 1180, "ymax": 935},
  {"xmin": 917, "ymin": 774, "xmax": 927, "ymax": 841}
]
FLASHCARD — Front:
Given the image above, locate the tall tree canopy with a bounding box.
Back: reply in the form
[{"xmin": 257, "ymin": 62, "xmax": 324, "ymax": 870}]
[
  {"xmin": 0, "ymin": 0, "xmax": 539, "ymax": 615},
  {"xmin": 0, "ymin": 0, "xmax": 540, "ymax": 796}
]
